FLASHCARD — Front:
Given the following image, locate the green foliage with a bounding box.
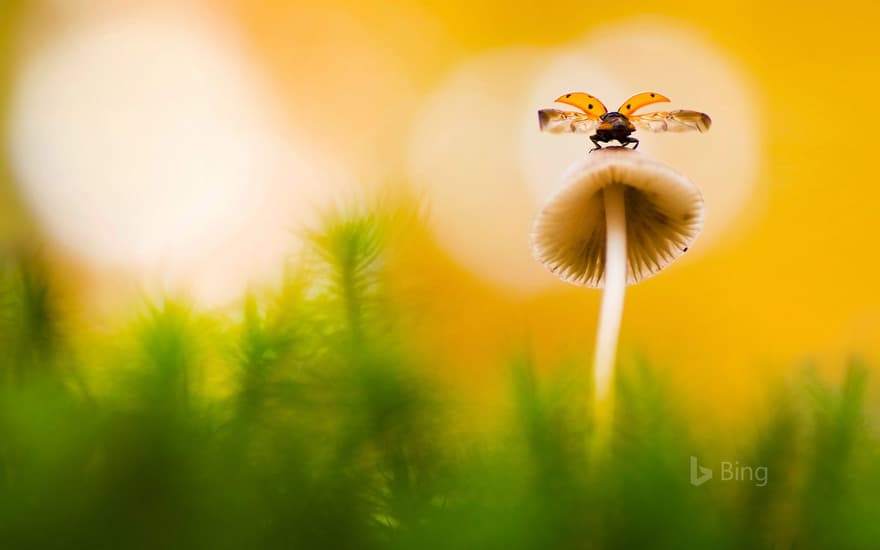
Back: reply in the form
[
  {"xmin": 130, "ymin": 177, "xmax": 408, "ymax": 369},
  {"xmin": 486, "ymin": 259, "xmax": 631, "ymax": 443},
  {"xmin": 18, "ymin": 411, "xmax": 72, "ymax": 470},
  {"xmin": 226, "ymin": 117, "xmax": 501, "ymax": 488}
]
[
  {"xmin": 0, "ymin": 249, "xmax": 61, "ymax": 384},
  {"xmin": 0, "ymin": 210, "xmax": 878, "ymax": 549}
]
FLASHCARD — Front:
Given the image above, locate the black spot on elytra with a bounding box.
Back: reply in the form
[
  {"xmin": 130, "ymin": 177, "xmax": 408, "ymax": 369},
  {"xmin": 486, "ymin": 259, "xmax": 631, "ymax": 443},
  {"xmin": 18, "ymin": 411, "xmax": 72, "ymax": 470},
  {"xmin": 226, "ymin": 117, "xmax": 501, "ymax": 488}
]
[
  {"xmin": 650, "ymin": 93, "xmax": 655, "ymax": 97},
  {"xmin": 565, "ymin": 94, "xmax": 571, "ymax": 98},
  {"xmin": 683, "ymin": 247, "xmax": 689, "ymax": 252},
  {"xmin": 626, "ymin": 104, "xmax": 631, "ymax": 110},
  {"xmin": 588, "ymin": 103, "xmax": 593, "ymax": 109}
]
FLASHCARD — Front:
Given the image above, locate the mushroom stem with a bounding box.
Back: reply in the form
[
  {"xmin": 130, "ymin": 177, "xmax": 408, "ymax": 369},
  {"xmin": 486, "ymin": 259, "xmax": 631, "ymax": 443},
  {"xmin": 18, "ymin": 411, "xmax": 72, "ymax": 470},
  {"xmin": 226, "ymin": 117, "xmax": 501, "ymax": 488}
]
[{"xmin": 595, "ymin": 183, "xmax": 627, "ymax": 402}]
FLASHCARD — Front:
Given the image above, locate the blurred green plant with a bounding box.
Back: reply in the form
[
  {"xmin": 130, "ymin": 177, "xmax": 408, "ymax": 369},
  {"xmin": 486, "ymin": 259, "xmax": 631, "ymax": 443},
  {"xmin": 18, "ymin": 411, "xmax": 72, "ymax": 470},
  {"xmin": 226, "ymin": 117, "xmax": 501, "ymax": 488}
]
[{"xmin": 0, "ymin": 207, "xmax": 877, "ymax": 549}]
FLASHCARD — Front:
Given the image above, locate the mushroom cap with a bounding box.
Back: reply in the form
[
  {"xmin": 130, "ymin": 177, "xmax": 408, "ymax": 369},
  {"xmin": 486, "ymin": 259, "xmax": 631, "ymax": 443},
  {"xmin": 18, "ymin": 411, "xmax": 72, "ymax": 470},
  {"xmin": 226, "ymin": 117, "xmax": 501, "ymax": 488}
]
[{"xmin": 530, "ymin": 147, "xmax": 704, "ymax": 288}]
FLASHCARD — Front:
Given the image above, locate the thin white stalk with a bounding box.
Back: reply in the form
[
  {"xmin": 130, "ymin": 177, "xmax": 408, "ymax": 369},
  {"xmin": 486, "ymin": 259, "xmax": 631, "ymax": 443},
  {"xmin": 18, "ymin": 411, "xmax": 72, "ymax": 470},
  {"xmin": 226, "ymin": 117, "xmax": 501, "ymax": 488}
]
[{"xmin": 595, "ymin": 183, "xmax": 627, "ymax": 402}]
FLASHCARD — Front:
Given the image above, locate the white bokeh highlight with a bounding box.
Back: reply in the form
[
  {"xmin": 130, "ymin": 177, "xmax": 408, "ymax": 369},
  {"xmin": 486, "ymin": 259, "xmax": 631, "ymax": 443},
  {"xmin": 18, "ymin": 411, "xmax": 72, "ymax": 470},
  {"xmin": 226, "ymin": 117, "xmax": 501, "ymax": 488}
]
[
  {"xmin": 8, "ymin": 13, "xmax": 349, "ymax": 305},
  {"xmin": 408, "ymin": 48, "xmax": 556, "ymax": 291}
]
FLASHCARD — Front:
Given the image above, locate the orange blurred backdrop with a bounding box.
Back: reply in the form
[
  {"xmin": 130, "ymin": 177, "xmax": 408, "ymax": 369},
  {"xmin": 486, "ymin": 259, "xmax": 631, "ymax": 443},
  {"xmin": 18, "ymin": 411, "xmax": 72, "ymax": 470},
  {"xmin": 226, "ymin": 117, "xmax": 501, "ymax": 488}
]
[{"xmin": 1, "ymin": 0, "xmax": 879, "ymax": 426}]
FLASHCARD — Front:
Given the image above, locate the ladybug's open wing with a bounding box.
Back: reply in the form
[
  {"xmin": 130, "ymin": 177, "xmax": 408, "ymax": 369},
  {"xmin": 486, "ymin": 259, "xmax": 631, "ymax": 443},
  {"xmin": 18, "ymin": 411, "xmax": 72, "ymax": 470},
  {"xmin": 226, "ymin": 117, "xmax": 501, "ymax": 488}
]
[
  {"xmin": 538, "ymin": 109, "xmax": 601, "ymax": 134},
  {"xmin": 617, "ymin": 92, "xmax": 670, "ymax": 116},
  {"xmin": 554, "ymin": 92, "xmax": 608, "ymax": 117},
  {"xmin": 630, "ymin": 110, "xmax": 712, "ymax": 133}
]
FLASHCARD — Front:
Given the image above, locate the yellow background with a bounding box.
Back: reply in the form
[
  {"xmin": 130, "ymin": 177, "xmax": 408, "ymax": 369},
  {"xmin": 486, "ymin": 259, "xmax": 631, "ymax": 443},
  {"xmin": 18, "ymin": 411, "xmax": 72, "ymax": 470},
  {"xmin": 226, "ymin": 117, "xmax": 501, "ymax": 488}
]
[{"xmin": 2, "ymin": 0, "xmax": 878, "ymax": 425}]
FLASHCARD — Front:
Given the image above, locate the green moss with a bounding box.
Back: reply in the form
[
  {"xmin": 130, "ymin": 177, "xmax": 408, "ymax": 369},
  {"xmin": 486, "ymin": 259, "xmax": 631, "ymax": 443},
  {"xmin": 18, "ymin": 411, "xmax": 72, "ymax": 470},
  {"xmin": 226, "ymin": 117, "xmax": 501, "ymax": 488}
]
[{"xmin": 0, "ymin": 207, "xmax": 876, "ymax": 549}]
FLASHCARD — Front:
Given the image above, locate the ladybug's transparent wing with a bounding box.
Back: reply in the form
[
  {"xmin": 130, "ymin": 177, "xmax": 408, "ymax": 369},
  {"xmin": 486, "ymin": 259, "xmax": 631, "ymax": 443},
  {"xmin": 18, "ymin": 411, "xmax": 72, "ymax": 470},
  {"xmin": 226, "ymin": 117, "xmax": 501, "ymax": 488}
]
[
  {"xmin": 537, "ymin": 109, "xmax": 601, "ymax": 134},
  {"xmin": 630, "ymin": 110, "xmax": 712, "ymax": 133}
]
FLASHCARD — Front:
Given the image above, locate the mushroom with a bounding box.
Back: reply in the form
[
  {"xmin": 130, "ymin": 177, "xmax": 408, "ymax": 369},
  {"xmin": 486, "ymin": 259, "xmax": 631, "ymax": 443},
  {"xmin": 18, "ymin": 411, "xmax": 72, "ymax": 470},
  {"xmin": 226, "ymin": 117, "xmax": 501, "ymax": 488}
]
[{"xmin": 530, "ymin": 147, "xmax": 704, "ymax": 430}]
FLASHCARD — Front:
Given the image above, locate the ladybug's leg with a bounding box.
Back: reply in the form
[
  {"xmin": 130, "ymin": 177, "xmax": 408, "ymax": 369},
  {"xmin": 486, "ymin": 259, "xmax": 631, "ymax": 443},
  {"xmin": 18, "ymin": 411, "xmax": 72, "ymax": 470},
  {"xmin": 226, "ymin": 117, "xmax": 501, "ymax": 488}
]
[
  {"xmin": 589, "ymin": 134, "xmax": 604, "ymax": 153},
  {"xmin": 621, "ymin": 136, "xmax": 639, "ymax": 150}
]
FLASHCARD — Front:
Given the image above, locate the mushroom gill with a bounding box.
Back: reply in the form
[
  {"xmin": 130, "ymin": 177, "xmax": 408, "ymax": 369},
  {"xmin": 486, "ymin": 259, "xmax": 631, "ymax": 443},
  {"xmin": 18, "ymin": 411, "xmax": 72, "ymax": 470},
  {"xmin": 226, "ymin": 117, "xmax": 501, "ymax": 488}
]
[{"xmin": 530, "ymin": 148, "xmax": 704, "ymax": 287}]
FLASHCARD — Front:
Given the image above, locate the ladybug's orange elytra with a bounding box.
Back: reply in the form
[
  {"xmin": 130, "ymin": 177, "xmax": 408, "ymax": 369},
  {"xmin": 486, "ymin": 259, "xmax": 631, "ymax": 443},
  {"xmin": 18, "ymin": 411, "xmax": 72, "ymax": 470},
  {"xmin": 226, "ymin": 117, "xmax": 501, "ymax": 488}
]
[
  {"xmin": 554, "ymin": 92, "xmax": 608, "ymax": 117},
  {"xmin": 617, "ymin": 92, "xmax": 670, "ymax": 116}
]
